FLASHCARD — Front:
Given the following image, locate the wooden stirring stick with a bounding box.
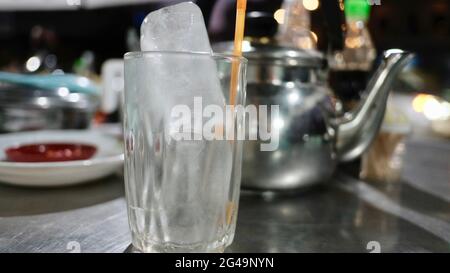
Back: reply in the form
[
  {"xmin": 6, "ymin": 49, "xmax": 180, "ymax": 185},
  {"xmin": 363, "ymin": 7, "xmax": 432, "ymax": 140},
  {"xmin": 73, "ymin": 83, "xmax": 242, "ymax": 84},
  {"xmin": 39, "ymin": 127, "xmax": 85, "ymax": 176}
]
[
  {"xmin": 223, "ymin": 0, "xmax": 247, "ymax": 140},
  {"xmin": 225, "ymin": 0, "xmax": 247, "ymax": 226},
  {"xmin": 229, "ymin": 0, "xmax": 247, "ymax": 106}
]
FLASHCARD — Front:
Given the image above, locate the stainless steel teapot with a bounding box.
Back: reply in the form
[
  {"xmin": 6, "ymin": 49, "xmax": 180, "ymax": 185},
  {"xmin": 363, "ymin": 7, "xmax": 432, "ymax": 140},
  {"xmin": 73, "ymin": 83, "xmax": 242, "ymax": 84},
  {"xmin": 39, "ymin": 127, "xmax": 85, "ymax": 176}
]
[{"xmin": 214, "ymin": 42, "xmax": 413, "ymax": 190}]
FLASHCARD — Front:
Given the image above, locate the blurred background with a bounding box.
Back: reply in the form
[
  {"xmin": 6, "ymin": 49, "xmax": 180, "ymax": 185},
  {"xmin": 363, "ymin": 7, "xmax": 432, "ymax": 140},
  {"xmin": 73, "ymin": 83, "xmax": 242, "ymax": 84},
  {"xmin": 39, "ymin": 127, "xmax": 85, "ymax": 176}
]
[
  {"xmin": 0, "ymin": 0, "xmax": 449, "ymax": 89},
  {"xmin": 0, "ymin": 0, "xmax": 449, "ymax": 126},
  {"xmin": 0, "ymin": 0, "xmax": 448, "ymax": 174}
]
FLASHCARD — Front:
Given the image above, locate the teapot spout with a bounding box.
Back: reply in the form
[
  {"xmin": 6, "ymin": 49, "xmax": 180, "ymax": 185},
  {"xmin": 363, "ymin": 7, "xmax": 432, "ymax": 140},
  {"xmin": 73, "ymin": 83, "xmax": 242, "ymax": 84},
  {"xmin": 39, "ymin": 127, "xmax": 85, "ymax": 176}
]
[{"xmin": 335, "ymin": 49, "xmax": 414, "ymax": 162}]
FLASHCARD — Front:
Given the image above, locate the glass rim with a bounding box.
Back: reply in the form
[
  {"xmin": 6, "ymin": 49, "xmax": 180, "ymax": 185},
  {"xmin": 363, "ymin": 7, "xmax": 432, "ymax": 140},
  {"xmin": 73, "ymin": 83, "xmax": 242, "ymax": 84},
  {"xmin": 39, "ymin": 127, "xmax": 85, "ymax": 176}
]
[{"xmin": 124, "ymin": 50, "xmax": 248, "ymax": 63}]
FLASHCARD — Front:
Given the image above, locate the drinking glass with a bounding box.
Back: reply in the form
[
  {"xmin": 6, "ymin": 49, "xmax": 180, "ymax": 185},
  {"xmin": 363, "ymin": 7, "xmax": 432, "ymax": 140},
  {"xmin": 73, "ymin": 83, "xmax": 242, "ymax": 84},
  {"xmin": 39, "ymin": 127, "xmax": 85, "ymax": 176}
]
[{"xmin": 123, "ymin": 51, "xmax": 247, "ymax": 253}]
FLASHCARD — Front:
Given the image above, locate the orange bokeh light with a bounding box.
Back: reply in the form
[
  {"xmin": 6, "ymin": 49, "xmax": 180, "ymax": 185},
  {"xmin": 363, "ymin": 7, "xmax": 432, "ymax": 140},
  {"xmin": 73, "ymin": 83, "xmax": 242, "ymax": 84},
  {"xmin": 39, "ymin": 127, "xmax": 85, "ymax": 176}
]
[{"xmin": 412, "ymin": 93, "xmax": 433, "ymax": 113}]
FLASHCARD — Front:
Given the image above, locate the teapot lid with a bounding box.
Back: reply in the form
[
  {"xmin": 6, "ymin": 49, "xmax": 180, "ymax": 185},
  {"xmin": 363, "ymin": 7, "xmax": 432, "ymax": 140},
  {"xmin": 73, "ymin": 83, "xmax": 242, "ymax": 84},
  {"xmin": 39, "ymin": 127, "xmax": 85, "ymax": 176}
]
[{"xmin": 212, "ymin": 40, "xmax": 325, "ymax": 68}]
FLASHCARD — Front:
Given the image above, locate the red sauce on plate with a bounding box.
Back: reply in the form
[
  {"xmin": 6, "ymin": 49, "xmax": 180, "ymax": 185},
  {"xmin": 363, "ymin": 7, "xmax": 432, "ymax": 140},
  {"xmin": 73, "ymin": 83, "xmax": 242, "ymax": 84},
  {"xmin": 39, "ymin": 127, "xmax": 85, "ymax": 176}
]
[{"xmin": 5, "ymin": 143, "xmax": 97, "ymax": 162}]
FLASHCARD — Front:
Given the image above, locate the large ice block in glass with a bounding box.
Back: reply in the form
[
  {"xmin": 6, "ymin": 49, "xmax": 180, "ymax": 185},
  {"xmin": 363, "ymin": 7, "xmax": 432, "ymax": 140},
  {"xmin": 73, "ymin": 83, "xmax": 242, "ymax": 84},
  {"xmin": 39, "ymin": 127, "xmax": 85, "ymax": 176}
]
[
  {"xmin": 140, "ymin": 1, "xmax": 212, "ymax": 52},
  {"xmin": 139, "ymin": 2, "xmax": 226, "ymax": 129},
  {"xmin": 124, "ymin": 2, "xmax": 236, "ymax": 252}
]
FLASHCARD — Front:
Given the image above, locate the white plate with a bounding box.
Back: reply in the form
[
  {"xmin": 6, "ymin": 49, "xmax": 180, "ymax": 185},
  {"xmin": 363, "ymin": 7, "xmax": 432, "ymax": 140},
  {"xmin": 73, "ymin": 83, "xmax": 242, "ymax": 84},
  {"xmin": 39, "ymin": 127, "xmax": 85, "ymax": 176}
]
[{"xmin": 0, "ymin": 130, "xmax": 124, "ymax": 187}]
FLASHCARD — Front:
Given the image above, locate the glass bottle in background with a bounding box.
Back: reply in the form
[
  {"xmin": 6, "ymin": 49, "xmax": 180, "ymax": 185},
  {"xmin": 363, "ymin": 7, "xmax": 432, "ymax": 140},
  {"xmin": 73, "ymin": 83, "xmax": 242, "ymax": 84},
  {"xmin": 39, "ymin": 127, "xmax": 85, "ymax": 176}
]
[
  {"xmin": 328, "ymin": 0, "xmax": 376, "ymax": 177},
  {"xmin": 276, "ymin": 0, "xmax": 317, "ymax": 49},
  {"xmin": 328, "ymin": 0, "xmax": 376, "ymax": 111},
  {"xmin": 73, "ymin": 51, "xmax": 96, "ymax": 78}
]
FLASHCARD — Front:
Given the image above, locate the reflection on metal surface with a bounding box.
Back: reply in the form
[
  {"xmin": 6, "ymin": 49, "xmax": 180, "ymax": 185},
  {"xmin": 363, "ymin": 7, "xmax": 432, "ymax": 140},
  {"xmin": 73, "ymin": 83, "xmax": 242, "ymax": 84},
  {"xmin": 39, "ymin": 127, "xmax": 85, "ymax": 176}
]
[
  {"xmin": 0, "ymin": 176, "xmax": 123, "ymax": 217},
  {"xmin": 337, "ymin": 174, "xmax": 450, "ymax": 244},
  {"xmin": 0, "ymin": 84, "xmax": 98, "ymax": 132},
  {"xmin": 1, "ymin": 171, "xmax": 450, "ymax": 252}
]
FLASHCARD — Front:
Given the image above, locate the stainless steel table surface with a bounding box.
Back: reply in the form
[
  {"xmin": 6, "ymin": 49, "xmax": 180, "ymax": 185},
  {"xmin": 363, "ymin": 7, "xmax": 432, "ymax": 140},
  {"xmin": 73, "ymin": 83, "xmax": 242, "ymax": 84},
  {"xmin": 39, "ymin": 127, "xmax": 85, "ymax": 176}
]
[{"xmin": 0, "ymin": 137, "xmax": 449, "ymax": 253}]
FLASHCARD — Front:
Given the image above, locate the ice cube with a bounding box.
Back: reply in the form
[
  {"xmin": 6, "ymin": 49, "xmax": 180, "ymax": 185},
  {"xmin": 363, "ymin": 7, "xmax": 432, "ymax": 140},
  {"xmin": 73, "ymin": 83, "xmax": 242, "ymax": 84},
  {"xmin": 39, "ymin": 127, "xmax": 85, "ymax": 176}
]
[
  {"xmin": 159, "ymin": 136, "xmax": 232, "ymax": 244},
  {"xmin": 140, "ymin": 2, "xmax": 212, "ymax": 52},
  {"xmin": 135, "ymin": 2, "xmax": 233, "ymax": 245},
  {"xmin": 139, "ymin": 1, "xmax": 226, "ymax": 129}
]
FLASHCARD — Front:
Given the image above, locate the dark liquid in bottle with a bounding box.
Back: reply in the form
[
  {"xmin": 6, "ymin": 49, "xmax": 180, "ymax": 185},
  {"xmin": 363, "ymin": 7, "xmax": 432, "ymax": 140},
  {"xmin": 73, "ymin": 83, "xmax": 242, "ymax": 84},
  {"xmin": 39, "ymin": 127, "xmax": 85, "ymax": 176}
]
[
  {"xmin": 328, "ymin": 70, "xmax": 371, "ymax": 177},
  {"xmin": 328, "ymin": 70, "xmax": 370, "ymax": 111}
]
